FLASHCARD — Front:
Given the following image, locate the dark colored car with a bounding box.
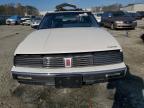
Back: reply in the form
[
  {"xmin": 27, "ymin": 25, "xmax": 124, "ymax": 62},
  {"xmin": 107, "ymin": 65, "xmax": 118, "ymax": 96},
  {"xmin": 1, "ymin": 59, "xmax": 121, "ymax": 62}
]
[
  {"xmin": 0, "ymin": 15, "xmax": 10, "ymax": 25},
  {"xmin": 101, "ymin": 11, "xmax": 137, "ymax": 29},
  {"xmin": 0, "ymin": 16, "xmax": 5, "ymax": 25},
  {"xmin": 31, "ymin": 17, "xmax": 42, "ymax": 28},
  {"xmin": 127, "ymin": 12, "xmax": 142, "ymax": 20}
]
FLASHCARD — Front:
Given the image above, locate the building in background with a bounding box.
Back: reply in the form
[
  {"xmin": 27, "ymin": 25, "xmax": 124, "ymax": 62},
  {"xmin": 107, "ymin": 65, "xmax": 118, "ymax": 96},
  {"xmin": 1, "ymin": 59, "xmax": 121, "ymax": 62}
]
[
  {"xmin": 84, "ymin": 8, "xmax": 92, "ymax": 11},
  {"xmin": 39, "ymin": 11, "xmax": 56, "ymax": 16},
  {"xmin": 121, "ymin": 3, "xmax": 144, "ymax": 12},
  {"xmin": 39, "ymin": 11, "xmax": 47, "ymax": 16}
]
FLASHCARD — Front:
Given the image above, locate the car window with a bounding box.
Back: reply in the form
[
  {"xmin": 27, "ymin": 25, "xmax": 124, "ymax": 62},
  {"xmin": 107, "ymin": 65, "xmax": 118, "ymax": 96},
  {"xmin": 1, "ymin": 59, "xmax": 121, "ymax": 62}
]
[{"xmin": 102, "ymin": 13, "xmax": 108, "ymax": 17}]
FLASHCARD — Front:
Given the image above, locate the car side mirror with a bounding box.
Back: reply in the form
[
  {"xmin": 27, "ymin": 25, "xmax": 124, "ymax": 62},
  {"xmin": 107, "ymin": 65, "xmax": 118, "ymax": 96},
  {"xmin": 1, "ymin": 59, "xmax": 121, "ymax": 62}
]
[{"xmin": 32, "ymin": 25, "xmax": 38, "ymax": 29}]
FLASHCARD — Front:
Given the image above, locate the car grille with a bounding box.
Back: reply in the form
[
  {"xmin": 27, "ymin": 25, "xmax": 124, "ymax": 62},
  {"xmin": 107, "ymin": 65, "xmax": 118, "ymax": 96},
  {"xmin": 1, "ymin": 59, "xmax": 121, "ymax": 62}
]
[
  {"xmin": 14, "ymin": 50, "xmax": 123, "ymax": 68},
  {"xmin": 124, "ymin": 21, "xmax": 132, "ymax": 24}
]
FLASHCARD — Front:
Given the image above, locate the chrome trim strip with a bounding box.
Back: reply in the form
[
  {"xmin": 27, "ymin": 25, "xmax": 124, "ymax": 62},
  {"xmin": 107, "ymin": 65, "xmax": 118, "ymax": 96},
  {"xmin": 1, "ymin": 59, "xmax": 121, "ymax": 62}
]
[{"xmin": 12, "ymin": 67, "xmax": 127, "ymax": 77}]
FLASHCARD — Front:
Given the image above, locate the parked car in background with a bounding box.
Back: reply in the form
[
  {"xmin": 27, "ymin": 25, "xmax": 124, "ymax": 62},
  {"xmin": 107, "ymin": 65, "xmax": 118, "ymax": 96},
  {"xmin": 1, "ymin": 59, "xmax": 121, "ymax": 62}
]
[
  {"xmin": 137, "ymin": 11, "xmax": 144, "ymax": 18},
  {"xmin": 2, "ymin": 15, "xmax": 10, "ymax": 25},
  {"xmin": 22, "ymin": 18, "xmax": 31, "ymax": 26},
  {"xmin": 93, "ymin": 12, "xmax": 103, "ymax": 23},
  {"xmin": 11, "ymin": 9, "xmax": 127, "ymax": 87},
  {"xmin": 21, "ymin": 16, "xmax": 36, "ymax": 26},
  {"xmin": 127, "ymin": 12, "xmax": 142, "ymax": 20},
  {"xmin": 6, "ymin": 15, "xmax": 21, "ymax": 25},
  {"xmin": 31, "ymin": 17, "xmax": 42, "ymax": 28},
  {"xmin": 21, "ymin": 16, "xmax": 30, "ymax": 25},
  {"xmin": 0, "ymin": 16, "xmax": 5, "ymax": 25},
  {"xmin": 101, "ymin": 11, "xmax": 137, "ymax": 29}
]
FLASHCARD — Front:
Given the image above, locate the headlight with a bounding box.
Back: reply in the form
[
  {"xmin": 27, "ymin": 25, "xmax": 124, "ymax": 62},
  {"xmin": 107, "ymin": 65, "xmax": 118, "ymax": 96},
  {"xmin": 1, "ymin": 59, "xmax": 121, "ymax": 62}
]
[
  {"xmin": 11, "ymin": 21, "xmax": 16, "ymax": 23},
  {"xmin": 10, "ymin": 20, "xmax": 16, "ymax": 23},
  {"xmin": 115, "ymin": 21, "xmax": 123, "ymax": 24}
]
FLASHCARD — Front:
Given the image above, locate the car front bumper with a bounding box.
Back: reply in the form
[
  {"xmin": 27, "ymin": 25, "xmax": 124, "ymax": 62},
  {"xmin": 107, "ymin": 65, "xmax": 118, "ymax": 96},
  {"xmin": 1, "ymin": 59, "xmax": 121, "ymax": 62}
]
[
  {"xmin": 6, "ymin": 20, "xmax": 16, "ymax": 24},
  {"xmin": 31, "ymin": 24, "xmax": 39, "ymax": 27},
  {"xmin": 11, "ymin": 64, "xmax": 127, "ymax": 87},
  {"xmin": 114, "ymin": 22, "xmax": 137, "ymax": 29}
]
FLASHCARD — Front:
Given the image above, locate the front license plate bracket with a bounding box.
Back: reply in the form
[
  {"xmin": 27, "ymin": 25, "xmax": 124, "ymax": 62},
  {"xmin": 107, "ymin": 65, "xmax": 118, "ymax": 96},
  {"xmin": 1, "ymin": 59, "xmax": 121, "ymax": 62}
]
[{"xmin": 55, "ymin": 75, "xmax": 82, "ymax": 88}]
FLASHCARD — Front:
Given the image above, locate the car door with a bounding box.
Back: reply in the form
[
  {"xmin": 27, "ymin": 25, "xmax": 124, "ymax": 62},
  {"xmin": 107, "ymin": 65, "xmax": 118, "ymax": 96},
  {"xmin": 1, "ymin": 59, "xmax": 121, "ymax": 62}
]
[
  {"xmin": 17, "ymin": 16, "xmax": 21, "ymax": 24},
  {"xmin": 101, "ymin": 13, "xmax": 108, "ymax": 26}
]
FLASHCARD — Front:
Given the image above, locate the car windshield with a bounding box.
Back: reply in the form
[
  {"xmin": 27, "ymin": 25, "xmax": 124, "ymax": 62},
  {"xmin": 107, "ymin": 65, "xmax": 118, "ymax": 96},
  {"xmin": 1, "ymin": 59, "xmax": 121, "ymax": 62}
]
[
  {"xmin": 23, "ymin": 16, "xmax": 30, "ymax": 18},
  {"xmin": 97, "ymin": 13, "xmax": 102, "ymax": 16},
  {"xmin": 39, "ymin": 12, "xmax": 98, "ymax": 29},
  {"xmin": 112, "ymin": 11, "xmax": 127, "ymax": 17},
  {"xmin": 10, "ymin": 16, "xmax": 18, "ymax": 19},
  {"xmin": 35, "ymin": 17, "xmax": 42, "ymax": 20}
]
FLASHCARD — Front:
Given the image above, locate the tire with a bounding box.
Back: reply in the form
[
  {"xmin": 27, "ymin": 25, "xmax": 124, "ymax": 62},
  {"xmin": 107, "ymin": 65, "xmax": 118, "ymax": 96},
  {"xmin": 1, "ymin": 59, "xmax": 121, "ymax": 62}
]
[
  {"xmin": 100, "ymin": 22, "xmax": 104, "ymax": 26},
  {"xmin": 15, "ymin": 21, "xmax": 18, "ymax": 25},
  {"xmin": 103, "ymin": 22, "xmax": 107, "ymax": 27},
  {"xmin": 110, "ymin": 23, "xmax": 115, "ymax": 30},
  {"xmin": 132, "ymin": 27, "xmax": 135, "ymax": 30}
]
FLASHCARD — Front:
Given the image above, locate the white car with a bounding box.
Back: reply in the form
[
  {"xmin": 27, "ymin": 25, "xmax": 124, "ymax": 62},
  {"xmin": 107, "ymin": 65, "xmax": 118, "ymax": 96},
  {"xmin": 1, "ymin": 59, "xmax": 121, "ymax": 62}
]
[
  {"xmin": 21, "ymin": 17, "xmax": 30, "ymax": 25},
  {"xmin": 11, "ymin": 11, "xmax": 127, "ymax": 88},
  {"xmin": 22, "ymin": 18, "xmax": 31, "ymax": 26},
  {"xmin": 31, "ymin": 18, "xmax": 42, "ymax": 28},
  {"xmin": 93, "ymin": 12, "xmax": 103, "ymax": 23}
]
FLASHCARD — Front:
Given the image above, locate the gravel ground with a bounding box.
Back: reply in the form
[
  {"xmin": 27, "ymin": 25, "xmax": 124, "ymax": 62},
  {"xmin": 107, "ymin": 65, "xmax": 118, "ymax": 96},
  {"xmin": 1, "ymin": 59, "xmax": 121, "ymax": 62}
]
[{"xmin": 0, "ymin": 20, "xmax": 144, "ymax": 108}]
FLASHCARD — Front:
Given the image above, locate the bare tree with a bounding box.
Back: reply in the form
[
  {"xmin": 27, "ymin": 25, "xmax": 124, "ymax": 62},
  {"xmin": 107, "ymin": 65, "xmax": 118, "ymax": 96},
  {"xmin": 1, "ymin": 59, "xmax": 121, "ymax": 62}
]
[
  {"xmin": 92, "ymin": 4, "xmax": 123, "ymax": 13},
  {"xmin": 0, "ymin": 3, "xmax": 39, "ymax": 16},
  {"xmin": 102, "ymin": 4, "xmax": 122, "ymax": 12}
]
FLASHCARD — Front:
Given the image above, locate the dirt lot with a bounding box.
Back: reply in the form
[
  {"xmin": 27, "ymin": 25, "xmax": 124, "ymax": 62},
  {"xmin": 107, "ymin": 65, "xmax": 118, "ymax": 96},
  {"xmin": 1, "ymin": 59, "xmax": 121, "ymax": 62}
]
[{"xmin": 0, "ymin": 20, "xmax": 144, "ymax": 108}]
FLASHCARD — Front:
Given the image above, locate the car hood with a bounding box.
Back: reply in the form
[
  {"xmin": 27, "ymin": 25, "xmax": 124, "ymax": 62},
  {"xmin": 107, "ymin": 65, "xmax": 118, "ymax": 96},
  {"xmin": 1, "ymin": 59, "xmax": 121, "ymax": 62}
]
[
  {"xmin": 112, "ymin": 16, "xmax": 135, "ymax": 21},
  {"xmin": 15, "ymin": 27, "xmax": 121, "ymax": 55},
  {"xmin": 32, "ymin": 20, "xmax": 40, "ymax": 24},
  {"xmin": 6, "ymin": 18, "xmax": 16, "ymax": 21}
]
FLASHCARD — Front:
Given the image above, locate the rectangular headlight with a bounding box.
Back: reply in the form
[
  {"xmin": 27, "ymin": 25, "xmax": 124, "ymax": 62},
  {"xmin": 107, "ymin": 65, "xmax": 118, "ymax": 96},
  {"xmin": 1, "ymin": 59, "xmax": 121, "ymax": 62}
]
[{"xmin": 115, "ymin": 21, "xmax": 123, "ymax": 24}]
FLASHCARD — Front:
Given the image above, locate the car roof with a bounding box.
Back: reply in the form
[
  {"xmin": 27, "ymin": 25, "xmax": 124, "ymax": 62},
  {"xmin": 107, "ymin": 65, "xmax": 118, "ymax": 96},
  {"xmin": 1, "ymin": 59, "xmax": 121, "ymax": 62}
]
[
  {"xmin": 45, "ymin": 10, "xmax": 91, "ymax": 15},
  {"xmin": 9, "ymin": 15, "xmax": 21, "ymax": 19}
]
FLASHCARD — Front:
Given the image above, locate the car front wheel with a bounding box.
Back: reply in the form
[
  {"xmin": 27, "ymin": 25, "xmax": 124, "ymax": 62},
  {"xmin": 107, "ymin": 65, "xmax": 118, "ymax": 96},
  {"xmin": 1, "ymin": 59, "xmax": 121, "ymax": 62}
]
[{"xmin": 110, "ymin": 23, "xmax": 115, "ymax": 30}]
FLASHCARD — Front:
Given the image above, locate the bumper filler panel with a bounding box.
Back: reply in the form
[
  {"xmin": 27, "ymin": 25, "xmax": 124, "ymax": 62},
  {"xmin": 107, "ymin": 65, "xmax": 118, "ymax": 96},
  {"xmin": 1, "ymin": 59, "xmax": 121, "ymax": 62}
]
[{"xmin": 12, "ymin": 68, "xmax": 127, "ymax": 87}]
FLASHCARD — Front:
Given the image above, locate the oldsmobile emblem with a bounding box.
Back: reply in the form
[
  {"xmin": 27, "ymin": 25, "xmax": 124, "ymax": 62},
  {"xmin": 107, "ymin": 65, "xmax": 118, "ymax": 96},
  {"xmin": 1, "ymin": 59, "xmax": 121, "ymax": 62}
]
[{"xmin": 64, "ymin": 58, "xmax": 72, "ymax": 68}]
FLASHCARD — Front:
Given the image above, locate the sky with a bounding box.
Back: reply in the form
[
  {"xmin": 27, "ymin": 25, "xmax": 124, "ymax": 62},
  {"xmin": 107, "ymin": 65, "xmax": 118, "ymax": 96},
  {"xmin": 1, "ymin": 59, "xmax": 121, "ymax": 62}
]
[{"xmin": 0, "ymin": 0, "xmax": 144, "ymax": 11}]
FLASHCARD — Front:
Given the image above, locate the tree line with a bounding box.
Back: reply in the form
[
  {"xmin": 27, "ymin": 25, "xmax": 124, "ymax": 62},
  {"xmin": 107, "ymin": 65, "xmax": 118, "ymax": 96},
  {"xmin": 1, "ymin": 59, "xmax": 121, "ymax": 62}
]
[
  {"xmin": 91, "ymin": 3, "xmax": 123, "ymax": 12},
  {"xmin": 0, "ymin": 3, "xmax": 39, "ymax": 16}
]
